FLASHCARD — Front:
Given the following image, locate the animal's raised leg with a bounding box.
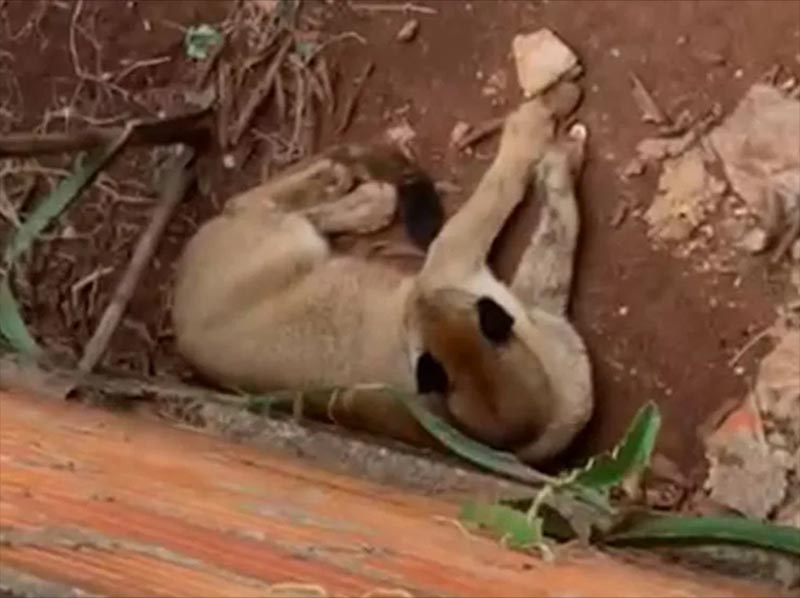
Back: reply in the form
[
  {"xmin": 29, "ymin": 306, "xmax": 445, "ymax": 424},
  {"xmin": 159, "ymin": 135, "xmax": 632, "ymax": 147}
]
[
  {"xmin": 301, "ymin": 181, "xmax": 398, "ymax": 235},
  {"xmin": 419, "ymin": 83, "xmax": 581, "ymax": 287},
  {"xmin": 511, "ymin": 123, "xmax": 587, "ymax": 316}
]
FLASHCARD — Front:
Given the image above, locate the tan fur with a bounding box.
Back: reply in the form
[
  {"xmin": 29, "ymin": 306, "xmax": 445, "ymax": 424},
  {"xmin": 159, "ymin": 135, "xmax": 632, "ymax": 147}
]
[{"xmin": 172, "ymin": 84, "xmax": 593, "ymax": 463}]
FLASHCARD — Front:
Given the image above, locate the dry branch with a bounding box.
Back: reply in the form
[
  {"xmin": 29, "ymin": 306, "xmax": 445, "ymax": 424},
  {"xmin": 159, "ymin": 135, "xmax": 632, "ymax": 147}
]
[
  {"xmin": 78, "ymin": 148, "xmax": 196, "ymax": 373},
  {"xmin": 0, "ymin": 106, "xmax": 213, "ymax": 159}
]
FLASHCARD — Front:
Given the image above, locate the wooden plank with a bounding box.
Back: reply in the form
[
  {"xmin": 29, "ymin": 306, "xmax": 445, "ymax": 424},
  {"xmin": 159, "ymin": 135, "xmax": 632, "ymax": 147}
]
[{"xmin": 0, "ymin": 390, "xmax": 784, "ymax": 597}]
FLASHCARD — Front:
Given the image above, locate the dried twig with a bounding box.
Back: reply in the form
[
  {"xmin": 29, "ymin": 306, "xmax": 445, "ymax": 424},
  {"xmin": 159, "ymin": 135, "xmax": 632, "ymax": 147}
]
[
  {"xmin": 629, "ymin": 72, "xmax": 667, "ymax": 125},
  {"xmin": 216, "ymin": 62, "xmax": 234, "ymax": 148},
  {"xmin": 68, "ymin": 0, "xmax": 130, "ymax": 101},
  {"xmin": 316, "ymin": 56, "xmax": 335, "ymax": 115},
  {"xmin": 113, "ymin": 55, "xmax": 172, "ymax": 84},
  {"xmin": 350, "ymin": 2, "xmax": 437, "ymax": 15},
  {"xmin": 454, "ymin": 116, "xmax": 505, "ymax": 151},
  {"xmin": 336, "ymin": 60, "xmax": 374, "ymax": 135},
  {"xmin": 229, "ymin": 35, "xmax": 293, "ymax": 147},
  {"xmin": 78, "ymin": 147, "xmax": 196, "ymax": 372}
]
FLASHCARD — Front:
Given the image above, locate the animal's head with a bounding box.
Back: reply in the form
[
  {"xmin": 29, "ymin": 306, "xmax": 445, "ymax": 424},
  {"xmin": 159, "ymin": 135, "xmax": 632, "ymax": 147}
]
[{"xmin": 406, "ymin": 286, "xmax": 553, "ymax": 449}]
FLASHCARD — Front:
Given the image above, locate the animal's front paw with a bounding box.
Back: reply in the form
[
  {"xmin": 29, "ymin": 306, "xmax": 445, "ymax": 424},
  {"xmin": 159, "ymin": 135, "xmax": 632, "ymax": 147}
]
[
  {"xmin": 500, "ymin": 100, "xmax": 555, "ymax": 167},
  {"xmin": 538, "ymin": 122, "xmax": 589, "ymax": 184}
]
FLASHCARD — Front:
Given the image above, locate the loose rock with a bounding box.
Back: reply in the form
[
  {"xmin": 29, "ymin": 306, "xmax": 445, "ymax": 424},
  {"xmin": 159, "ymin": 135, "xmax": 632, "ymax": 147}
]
[
  {"xmin": 512, "ymin": 29, "xmax": 579, "ymax": 97},
  {"xmin": 396, "ymin": 19, "xmax": 419, "ymax": 43},
  {"xmin": 706, "ymin": 431, "xmax": 787, "ymax": 520},
  {"xmin": 709, "ymin": 84, "xmax": 800, "ymax": 221},
  {"xmin": 449, "ymin": 121, "xmax": 471, "ymax": 147},
  {"xmin": 737, "ymin": 227, "xmax": 769, "ymax": 254},
  {"xmin": 754, "ymin": 327, "xmax": 800, "ymax": 424}
]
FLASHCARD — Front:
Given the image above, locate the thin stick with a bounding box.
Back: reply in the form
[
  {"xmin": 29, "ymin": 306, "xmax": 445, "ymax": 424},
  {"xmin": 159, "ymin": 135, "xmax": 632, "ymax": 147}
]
[
  {"xmin": 350, "ymin": 2, "xmax": 437, "ymax": 15},
  {"xmin": 229, "ymin": 35, "xmax": 293, "ymax": 146},
  {"xmin": 78, "ymin": 148, "xmax": 196, "ymax": 372},
  {"xmin": 336, "ymin": 60, "xmax": 374, "ymax": 135},
  {"xmin": 727, "ymin": 326, "xmax": 773, "ymax": 367},
  {"xmin": 316, "ymin": 56, "xmax": 335, "ymax": 115},
  {"xmin": 454, "ymin": 116, "xmax": 504, "ymax": 151}
]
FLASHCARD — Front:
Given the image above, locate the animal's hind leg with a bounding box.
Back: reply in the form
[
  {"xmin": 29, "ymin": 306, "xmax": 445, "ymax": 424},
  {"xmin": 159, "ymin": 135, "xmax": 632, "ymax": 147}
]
[
  {"xmin": 510, "ymin": 123, "xmax": 587, "ymax": 316},
  {"xmin": 301, "ymin": 181, "xmax": 398, "ymax": 236}
]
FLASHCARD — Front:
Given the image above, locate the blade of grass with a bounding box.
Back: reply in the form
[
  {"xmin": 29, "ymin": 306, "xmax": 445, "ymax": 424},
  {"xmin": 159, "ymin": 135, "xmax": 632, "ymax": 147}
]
[
  {"xmin": 0, "ymin": 277, "xmax": 40, "ymax": 357},
  {"xmin": 0, "ymin": 124, "xmax": 135, "ymax": 355},
  {"xmin": 5, "ymin": 123, "xmax": 135, "ymax": 263},
  {"xmin": 605, "ymin": 512, "xmax": 800, "ymax": 556},
  {"xmin": 391, "ymin": 389, "xmax": 559, "ymax": 486}
]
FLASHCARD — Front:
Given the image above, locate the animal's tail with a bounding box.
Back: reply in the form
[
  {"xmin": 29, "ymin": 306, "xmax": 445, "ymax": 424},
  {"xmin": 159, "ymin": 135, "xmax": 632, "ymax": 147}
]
[{"xmin": 396, "ymin": 169, "xmax": 444, "ymax": 250}]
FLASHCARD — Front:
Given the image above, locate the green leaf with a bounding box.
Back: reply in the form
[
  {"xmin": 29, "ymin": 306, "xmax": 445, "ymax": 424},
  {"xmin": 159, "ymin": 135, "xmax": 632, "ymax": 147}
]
[
  {"xmin": 392, "ymin": 389, "xmax": 613, "ymax": 518},
  {"xmin": 1, "ymin": 126, "xmax": 133, "ymax": 354},
  {"xmin": 575, "ymin": 401, "xmax": 661, "ymax": 491},
  {"xmin": 605, "ymin": 512, "xmax": 800, "ymax": 556},
  {"xmin": 391, "ymin": 390, "xmax": 558, "ymax": 486},
  {"xmin": 184, "ymin": 25, "xmax": 222, "ymax": 60},
  {"xmin": 460, "ymin": 501, "xmax": 543, "ymax": 550}
]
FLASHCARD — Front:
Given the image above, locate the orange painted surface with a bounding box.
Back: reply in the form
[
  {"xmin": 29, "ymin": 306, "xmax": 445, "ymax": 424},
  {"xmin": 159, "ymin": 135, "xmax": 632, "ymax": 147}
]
[{"xmin": 0, "ymin": 390, "xmax": 783, "ymax": 597}]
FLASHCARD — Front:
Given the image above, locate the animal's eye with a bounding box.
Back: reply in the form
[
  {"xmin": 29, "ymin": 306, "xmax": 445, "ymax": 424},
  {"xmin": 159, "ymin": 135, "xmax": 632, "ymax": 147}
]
[
  {"xmin": 415, "ymin": 351, "xmax": 450, "ymax": 395},
  {"xmin": 476, "ymin": 296, "xmax": 514, "ymax": 344}
]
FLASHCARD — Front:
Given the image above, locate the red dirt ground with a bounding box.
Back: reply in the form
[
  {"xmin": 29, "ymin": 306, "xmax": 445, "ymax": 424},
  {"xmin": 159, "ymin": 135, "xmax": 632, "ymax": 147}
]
[{"xmin": 2, "ymin": 0, "xmax": 799, "ymax": 485}]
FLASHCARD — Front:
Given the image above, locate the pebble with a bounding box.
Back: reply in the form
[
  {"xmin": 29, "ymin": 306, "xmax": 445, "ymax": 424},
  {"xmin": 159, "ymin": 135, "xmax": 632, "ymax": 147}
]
[
  {"xmin": 396, "ymin": 19, "xmax": 419, "ymax": 43},
  {"xmin": 737, "ymin": 227, "xmax": 768, "ymax": 254}
]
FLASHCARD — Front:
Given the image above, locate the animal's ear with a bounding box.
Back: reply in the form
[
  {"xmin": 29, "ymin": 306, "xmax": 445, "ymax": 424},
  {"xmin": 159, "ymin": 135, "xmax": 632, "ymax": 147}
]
[
  {"xmin": 476, "ymin": 297, "xmax": 514, "ymax": 344},
  {"xmin": 415, "ymin": 351, "xmax": 449, "ymax": 395}
]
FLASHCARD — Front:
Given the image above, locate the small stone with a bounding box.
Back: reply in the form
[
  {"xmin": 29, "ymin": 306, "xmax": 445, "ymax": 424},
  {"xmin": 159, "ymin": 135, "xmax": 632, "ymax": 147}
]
[
  {"xmin": 396, "ymin": 19, "xmax": 419, "ymax": 43},
  {"xmin": 791, "ymin": 239, "xmax": 800, "ymax": 262},
  {"xmin": 222, "ymin": 153, "xmax": 236, "ymax": 169},
  {"xmin": 618, "ymin": 305, "xmax": 629, "ymax": 316},
  {"xmin": 512, "ymin": 29, "xmax": 579, "ymax": 97},
  {"xmin": 449, "ymin": 121, "xmax": 471, "ymax": 147},
  {"xmin": 705, "ymin": 434, "xmax": 787, "ymax": 519},
  {"xmin": 737, "ymin": 227, "xmax": 768, "ymax": 254},
  {"xmin": 60, "ymin": 224, "xmax": 78, "ymax": 240},
  {"xmin": 384, "ymin": 122, "xmax": 417, "ymax": 158},
  {"xmin": 780, "ymin": 76, "xmax": 797, "ymax": 92},
  {"xmin": 620, "ymin": 157, "xmax": 646, "ymax": 179}
]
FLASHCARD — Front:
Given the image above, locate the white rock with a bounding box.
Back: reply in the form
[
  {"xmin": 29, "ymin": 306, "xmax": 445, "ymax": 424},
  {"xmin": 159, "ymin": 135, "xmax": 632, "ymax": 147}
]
[
  {"xmin": 449, "ymin": 121, "xmax": 471, "ymax": 147},
  {"xmin": 396, "ymin": 19, "xmax": 419, "ymax": 43},
  {"xmin": 512, "ymin": 29, "xmax": 579, "ymax": 97},
  {"xmin": 737, "ymin": 227, "xmax": 769, "ymax": 254}
]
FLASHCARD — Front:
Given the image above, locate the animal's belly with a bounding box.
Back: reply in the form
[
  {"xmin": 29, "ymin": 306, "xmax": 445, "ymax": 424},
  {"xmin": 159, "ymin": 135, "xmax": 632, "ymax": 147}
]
[{"xmin": 176, "ymin": 299, "xmax": 411, "ymax": 394}]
